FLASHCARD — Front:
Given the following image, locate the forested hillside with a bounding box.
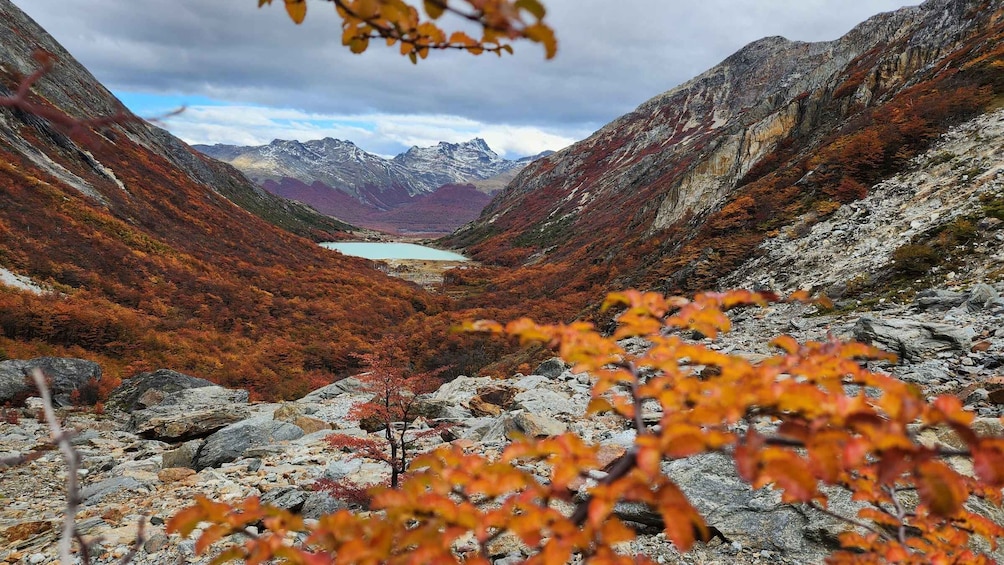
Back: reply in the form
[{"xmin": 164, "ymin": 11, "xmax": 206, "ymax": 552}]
[{"xmin": 0, "ymin": 0, "xmax": 437, "ymax": 399}]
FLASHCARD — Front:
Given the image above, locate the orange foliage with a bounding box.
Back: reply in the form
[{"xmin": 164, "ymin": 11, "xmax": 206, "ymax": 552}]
[{"xmin": 170, "ymin": 290, "xmax": 1004, "ymax": 564}]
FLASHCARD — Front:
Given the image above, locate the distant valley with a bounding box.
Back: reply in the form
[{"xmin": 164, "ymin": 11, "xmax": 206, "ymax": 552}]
[{"xmin": 196, "ymin": 138, "xmax": 550, "ymax": 235}]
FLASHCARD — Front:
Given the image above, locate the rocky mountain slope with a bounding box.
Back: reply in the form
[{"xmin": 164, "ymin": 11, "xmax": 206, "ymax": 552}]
[
  {"xmin": 444, "ymin": 0, "xmax": 1004, "ymax": 296},
  {"xmin": 0, "ymin": 0, "xmax": 432, "ymax": 398},
  {"xmin": 197, "ymin": 138, "xmax": 545, "ymax": 234}
]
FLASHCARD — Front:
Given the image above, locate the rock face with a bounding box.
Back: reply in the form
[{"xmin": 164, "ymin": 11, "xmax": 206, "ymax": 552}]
[
  {"xmin": 724, "ymin": 108, "xmax": 1004, "ymax": 295},
  {"xmin": 853, "ymin": 317, "xmax": 976, "ymax": 361},
  {"xmin": 0, "ymin": 357, "xmax": 101, "ymax": 406},
  {"xmin": 116, "ymin": 373, "xmax": 252, "ymax": 441},
  {"xmin": 445, "ymin": 0, "xmax": 1004, "ymax": 294},
  {"xmin": 193, "ymin": 418, "xmax": 305, "ymax": 470}
]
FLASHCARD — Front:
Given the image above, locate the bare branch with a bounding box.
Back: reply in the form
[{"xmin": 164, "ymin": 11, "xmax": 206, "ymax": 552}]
[
  {"xmin": 0, "ymin": 50, "xmax": 184, "ymax": 150},
  {"xmin": 808, "ymin": 501, "xmax": 892, "ymax": 542},
  {"xmin": 31, "ymin": 368, "xmax": 81, "ymax": 564}
]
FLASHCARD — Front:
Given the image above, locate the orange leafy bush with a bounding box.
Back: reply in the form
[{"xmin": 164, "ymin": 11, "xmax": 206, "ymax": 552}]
[{"xmin": 169, "ymin": 289, "xmax": 1004, "ymax": 564}]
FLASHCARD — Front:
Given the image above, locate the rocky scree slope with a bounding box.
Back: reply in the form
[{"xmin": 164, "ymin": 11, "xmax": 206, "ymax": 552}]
[
  {"xmin": 722, "ymin": 106, "xmax": 1004, "ymax": 297},
  {"xmin": 445, "ymin": 0, "xmax": 1004, "ymax": 292},
  {"xmin": 2, "ymin": 278, "xmax": 1003, "ymax": 564},
  {"xmin": 0, "ymin": 0, "xmax": 431, "ymax": 397}
]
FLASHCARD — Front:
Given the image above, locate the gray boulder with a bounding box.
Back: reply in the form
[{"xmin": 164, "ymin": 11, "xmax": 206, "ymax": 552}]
[
  {"xmin": 127, "ymin": 385, "xmax": 251, "ymax": 441},
  {"xmin": 157, "ymin": 385, "xmax": 248, "ymax": 406},
  {"xmin": 107, "ymin": 369, "xmax": 214, "ymax": 412},
  {"xmin": 161, "ymin": 440, "xmax": 203, "ymax": 469},
  {"xmin": 962, "ymin": 283, "xmax": 1001, "ymax": 313},
  {"xmin": 852, "ymin": 317, "xmax": 975, "ymax": 361},
  {"xmin": 194, "ymin": 418, "xmax": 304, "ymax": 470},
  {"xmin": 663, "ymin": 452, "xmax": 863, "ymax": 561},
  {"xmin": 412, "ymin": 397, "xmax": 473, "ymax": 420},
  {"xmin": 429, "ymin": 376, "xmax": 495, "ymax": 405},
  {"xmin": 914, "ymin": 289, "xmax": 967, "ymax": 310},
  {"xmin": 0, "ymin": 357, "xmax": 101, "ymax": 407},
  {"xmin": 301, "ymin": 491, "xmax": 350, "ymax": 518},
  {"xmin": 533, "ymin": 358, "xmax": 570, "ymax": 380},
  {"xmin": 130, "ymin": 404, "xmax": 251, "ymax": 441},
  {"xmin": 80, "ymin": 476, "xmax": 147, "ymax": 506},
  {"xmin": 513, "ymin": 388, "xmax": 581, "ymax": 417},
  {"xmin": 298, "ymin": 377, "xmax": 365, "ymax": 402},
  {"xmin": 260, "ymin": 487, "xmax": 308, "ymax": 512},
  {"xmin": 504, "ymin": 412, "xmax": 567, "ymax": 439}
]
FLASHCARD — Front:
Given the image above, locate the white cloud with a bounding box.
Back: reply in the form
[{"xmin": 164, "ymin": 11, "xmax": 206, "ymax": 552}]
[
  {"xmin": 162, "ymin": 104, "xmax": 583, "ymax": 158},
  {"xmin": 12, "ymin": 0, "xmax": 922, "ymax": 153}
]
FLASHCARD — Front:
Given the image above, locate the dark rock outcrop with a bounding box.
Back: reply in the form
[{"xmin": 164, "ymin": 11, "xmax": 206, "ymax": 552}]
[
  {"xmin": 852, "ymin": 317, "xmax": 976, "ymax": 361},
  {"xmin": 0, "ymin": 357, "xmax": 101, "ymax": 407},
  {"xmin": 127, "ymin": 385, "xmax": 252, "ymax": 441}
]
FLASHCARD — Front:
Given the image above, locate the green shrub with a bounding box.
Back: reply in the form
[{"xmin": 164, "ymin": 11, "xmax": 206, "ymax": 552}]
[{"xmin": 892, "ymin": 243, "xmax": 940, "ymax": 275}]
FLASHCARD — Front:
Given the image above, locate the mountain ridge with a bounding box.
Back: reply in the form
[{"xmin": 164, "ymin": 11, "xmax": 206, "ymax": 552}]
[
  {"xmin": 196, "ymin": 136, "xmax": 550, "ymax": 233},
  {"xmin": 445, "ymin": 0, "xmax": 1004, "ymax": 293},
  {"xmin": 0, "ymin": 0, "xmax": 433, "ymax": 399},
  {"xmin": 195, "ymin": 136, "xmax": 538, "ymax": 202}
]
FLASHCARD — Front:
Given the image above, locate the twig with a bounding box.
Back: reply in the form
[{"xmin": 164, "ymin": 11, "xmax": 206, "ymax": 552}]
[
  {"xmin": 31, "ymin": 368, "xmax": 81, "ymax": 564},
  {"xmin": 808, "ymin": 501, "xmax": 892, "ymax": 541},
  {"xmin": 0, "ymin": 50, "xmax": 184, "ymax": 150},
  {"xmin": 885, "ymin": 486, "xmax": 908, "ymax": 545},
  {"xmin": 116, "ymin": 517, "xmax": 147, "ymax": 565}
]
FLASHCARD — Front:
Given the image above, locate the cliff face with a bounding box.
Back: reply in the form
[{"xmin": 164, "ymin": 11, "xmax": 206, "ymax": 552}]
[{"xmin": 446, "ymin": 0, "xmax": 1004, "ymax": 292}]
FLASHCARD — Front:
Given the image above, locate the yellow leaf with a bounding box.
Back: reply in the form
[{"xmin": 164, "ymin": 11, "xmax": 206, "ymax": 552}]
[
  {"xmin": 349, "ymin": 36, "xmax": 370, "ymax": 54},
  {"xmin": 424, "ymin": 0, "xmax": 445, "ymax": 19},
  {"xmin": 284, "ymin": 0, "xmax": 306, "ymax": 24},
  {"xmin": 515, "ymin": 0, "xmax": 547, "ymax": 19},
  {"xmin": 586, "ymin": 397, "xmax": 613, "ymax": 415}
]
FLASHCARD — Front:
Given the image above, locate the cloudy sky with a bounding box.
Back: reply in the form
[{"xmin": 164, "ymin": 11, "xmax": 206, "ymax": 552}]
[{"xmin": 13, "ymin": 0, "xmax": 920, "ymax": 158}]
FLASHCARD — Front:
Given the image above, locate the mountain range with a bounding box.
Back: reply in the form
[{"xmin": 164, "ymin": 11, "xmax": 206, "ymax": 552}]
[{"xmin": 196, "ymin": 138, "xmax": 550, "ymax": 235}]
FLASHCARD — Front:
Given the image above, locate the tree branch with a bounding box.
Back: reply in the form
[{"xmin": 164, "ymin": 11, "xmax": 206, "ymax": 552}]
[
  {"xmin": 0, "ymin": 50, "xmax": 184, "ymax": 150},
  {"xmin": 31, "ymin": 368, "xmax": 81, "ymax": 564}
]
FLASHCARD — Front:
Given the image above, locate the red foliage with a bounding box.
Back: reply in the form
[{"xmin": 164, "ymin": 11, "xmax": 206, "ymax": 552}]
[{"xmin": 327, "ymin": 343, "xmax": 450, "ymax": 488}]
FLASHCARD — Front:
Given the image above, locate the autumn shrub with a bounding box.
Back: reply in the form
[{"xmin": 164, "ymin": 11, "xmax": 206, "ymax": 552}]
[
  {"xmin": 324, "ymin": 347, "xmax": 450, "ymax": 489},
  {"xmin": 825, "ymin": 176, "xmax": 869, "ymax": 203},
  {"xmin": 170, "ymin": 289, "xmax": 1004, "ymax": 564},
  {"xmin": 1, "ymin": 405, "xmax": 19, "ymax": 425},
  {"xmin": 892, "ymin": 243, "xmax": 940, "ymax": 276}
]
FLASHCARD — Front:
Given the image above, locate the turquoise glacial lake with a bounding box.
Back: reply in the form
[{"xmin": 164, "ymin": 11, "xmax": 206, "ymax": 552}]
[{"xmin": 320, "ymin": 241, "xmax": 469, "ymax": 261}]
